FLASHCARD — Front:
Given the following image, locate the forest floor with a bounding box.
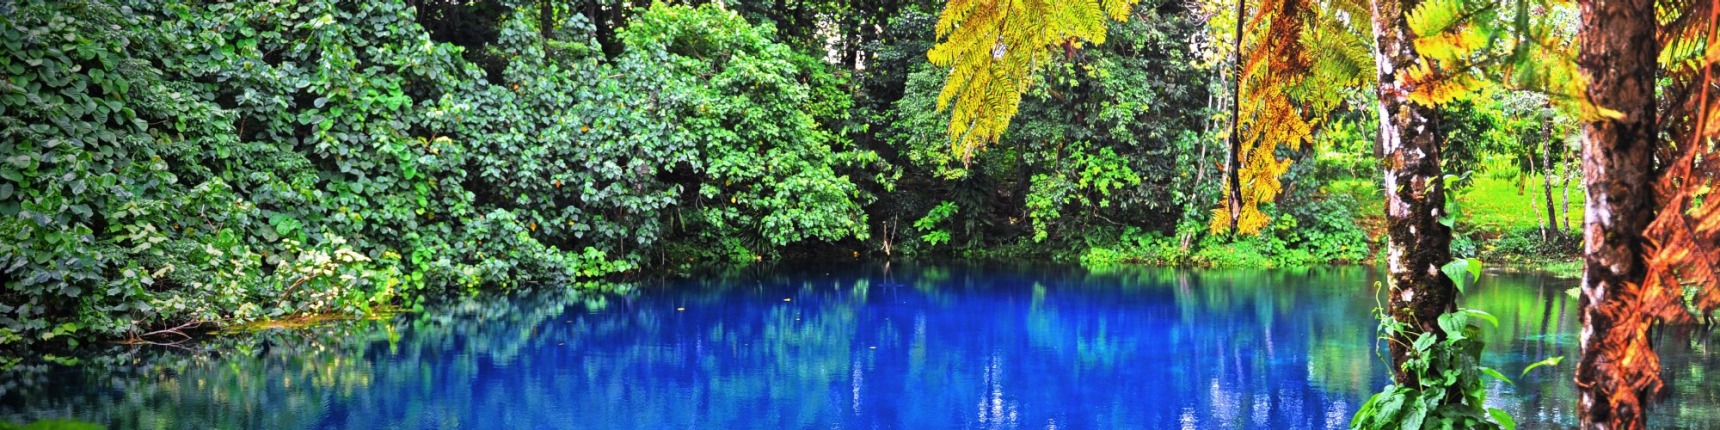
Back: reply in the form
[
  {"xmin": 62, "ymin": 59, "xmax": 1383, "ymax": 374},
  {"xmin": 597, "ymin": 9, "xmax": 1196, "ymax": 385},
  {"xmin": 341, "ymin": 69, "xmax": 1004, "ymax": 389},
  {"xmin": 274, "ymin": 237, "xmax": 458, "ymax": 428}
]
[{"xmin": 1459, "ymin": 174, "xmax": 1585, "ymax": 236}]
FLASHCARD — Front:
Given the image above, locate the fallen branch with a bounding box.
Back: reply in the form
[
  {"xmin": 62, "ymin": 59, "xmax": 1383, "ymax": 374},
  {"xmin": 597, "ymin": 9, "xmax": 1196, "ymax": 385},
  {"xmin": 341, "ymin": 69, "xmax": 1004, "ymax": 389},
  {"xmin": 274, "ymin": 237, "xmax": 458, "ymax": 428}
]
[{"xmin": 121, "ymin": 320, "xmax": 207, "ymax": 346}]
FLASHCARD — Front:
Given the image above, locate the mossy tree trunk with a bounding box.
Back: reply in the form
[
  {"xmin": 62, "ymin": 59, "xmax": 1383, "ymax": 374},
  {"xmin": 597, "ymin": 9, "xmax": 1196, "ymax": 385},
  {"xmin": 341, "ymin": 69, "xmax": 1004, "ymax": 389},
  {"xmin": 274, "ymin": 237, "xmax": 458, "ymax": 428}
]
[
  {"xmin": 1367, "ymin": 0, "xmax": 1457, "ymax": 386},
  {"xmin": 1574, "ymin": 0, "xmax": 1660, "ymax": 427}
]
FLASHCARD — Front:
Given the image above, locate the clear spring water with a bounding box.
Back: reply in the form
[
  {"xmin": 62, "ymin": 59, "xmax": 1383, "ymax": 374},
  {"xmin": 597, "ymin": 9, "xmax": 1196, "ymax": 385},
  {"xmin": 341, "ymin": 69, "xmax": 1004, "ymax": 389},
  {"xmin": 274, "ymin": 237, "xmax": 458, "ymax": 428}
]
[{"xmin": 3, "ymin": 263, "xmax": 1716, "ymax": 429}]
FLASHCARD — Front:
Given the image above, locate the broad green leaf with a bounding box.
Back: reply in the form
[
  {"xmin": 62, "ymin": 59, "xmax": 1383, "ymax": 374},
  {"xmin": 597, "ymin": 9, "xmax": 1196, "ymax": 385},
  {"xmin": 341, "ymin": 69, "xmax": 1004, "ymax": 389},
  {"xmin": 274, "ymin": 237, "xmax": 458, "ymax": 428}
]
[
  {"xmin": 1413, "ymin": 332, "xmax": 1436, "ymax": 352},
  {"xmin": 1402, "ymin": 399, "xmax": 1428, "ymax": 430},
  {"xmin": 1460, "ymin": 308, "xmax": 1498, "ymax": 327},
  {"xmin": 1441, "ymin": 258, "xmax": 1481, "ymax": 294},
  {"xmin": 1479, "ymin": 366, "xmax": 1513, "ymax": 385},
  {"xmin": 1488, "ymin": 407, "xmax": 1517, "ymax": 430},
  {"xmin": 1438, "ymin": 312, "xmax": 1469, "ymax": 340},
  {"xmin": 1520, "ymin": 356, "xmax": 1564, "ymax": 378},
  {"xmin": 1377, "ymin": 392, "xmax": 1407, "ymax": 422}
]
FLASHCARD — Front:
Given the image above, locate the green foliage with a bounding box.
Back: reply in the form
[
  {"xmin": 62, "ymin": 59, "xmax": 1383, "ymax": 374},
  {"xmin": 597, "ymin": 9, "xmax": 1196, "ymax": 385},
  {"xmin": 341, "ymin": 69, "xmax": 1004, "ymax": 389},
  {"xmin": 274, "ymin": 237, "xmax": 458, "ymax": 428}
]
[
  {"xmin": 1312, "ymin": 117, "xmax": 1380, "ymax": 181},
  {"xmin": 619, "ymin": 4, "xmax": 873, "ymax": 258},
  {"xmin": 1277, "ymin": 198, "xmax": 1372, "ymax": 264},
  {"xmin": 0, "ymin": 0, "xmax": 427, "ymax": 354},
  {"xmin": 1436, "ymin": 98, "xmax": 1510, "ymax": 191},
  {"xmin": 880, "ymin": 3, "xmax": 1213, "ymax": 251},
  {"xmin": 1352, "ymin": 302, "xmax": 1511, "ymax": 430},
  {"xmin": 1077, "ymin": 195, "xmax": 1372, "ymax": 269},
  {"xmin": 913, "ymin": 201, "xmax": 958, "ymax": 246},
  {"xmin": 0, "ymin": 0, "xmax": 875, "ymax": 361},
  {"xmin": 0, "ymin": 419, "xmax": 102, "ymax": 430},
  {"xmin": 1441, "ymin": 258, "xmax": 1483, "ymax": 294},
  {"xmin": 1024, "ymin": 144, "xmax": 1141, "ymax": 242}
]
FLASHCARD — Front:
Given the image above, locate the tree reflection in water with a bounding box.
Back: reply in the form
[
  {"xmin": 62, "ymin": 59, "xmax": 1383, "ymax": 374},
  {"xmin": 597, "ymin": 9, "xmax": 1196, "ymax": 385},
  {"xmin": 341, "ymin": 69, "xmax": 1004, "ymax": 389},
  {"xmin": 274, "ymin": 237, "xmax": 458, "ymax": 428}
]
[{"xmin": 2, "ymin": 263, "xmax": 1715, "ymax": 429}]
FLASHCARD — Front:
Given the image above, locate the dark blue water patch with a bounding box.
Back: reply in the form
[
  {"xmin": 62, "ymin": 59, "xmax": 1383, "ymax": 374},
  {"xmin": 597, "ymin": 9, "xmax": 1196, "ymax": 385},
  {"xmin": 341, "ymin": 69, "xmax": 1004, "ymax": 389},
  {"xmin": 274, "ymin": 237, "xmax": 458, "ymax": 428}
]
[{"xmin": 2, "ymin": 263, "xmax": 1716, "ymax": 429}]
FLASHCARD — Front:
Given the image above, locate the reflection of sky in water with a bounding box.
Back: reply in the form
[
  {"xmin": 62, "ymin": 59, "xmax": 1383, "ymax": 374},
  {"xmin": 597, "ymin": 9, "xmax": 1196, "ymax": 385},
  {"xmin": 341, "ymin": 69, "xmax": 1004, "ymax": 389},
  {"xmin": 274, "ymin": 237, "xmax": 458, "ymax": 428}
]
[{"xmin": 1, "ymin": 263, "xmax": 1716, "ymax": 429}]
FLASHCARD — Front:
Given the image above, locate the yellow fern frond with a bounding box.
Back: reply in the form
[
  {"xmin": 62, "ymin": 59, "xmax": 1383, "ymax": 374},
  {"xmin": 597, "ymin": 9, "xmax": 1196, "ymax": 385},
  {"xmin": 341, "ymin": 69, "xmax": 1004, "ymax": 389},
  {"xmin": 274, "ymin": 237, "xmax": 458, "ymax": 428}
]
[
  {"xmin": 929, "ymin": 0, "xmax": 1140, "ymax": 162},
  {"xmin": 1405, "ymin": 0, "xmax": 1470, "ymax": 37}
]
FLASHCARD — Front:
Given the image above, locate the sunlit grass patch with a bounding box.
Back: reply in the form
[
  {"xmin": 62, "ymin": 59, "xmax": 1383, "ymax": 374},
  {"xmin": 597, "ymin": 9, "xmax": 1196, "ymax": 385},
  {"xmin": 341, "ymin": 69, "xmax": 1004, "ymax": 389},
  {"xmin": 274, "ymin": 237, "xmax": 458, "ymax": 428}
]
[{"xmin": 1457, "ymin": 173, "xmax": 1584, "ymax": 236}]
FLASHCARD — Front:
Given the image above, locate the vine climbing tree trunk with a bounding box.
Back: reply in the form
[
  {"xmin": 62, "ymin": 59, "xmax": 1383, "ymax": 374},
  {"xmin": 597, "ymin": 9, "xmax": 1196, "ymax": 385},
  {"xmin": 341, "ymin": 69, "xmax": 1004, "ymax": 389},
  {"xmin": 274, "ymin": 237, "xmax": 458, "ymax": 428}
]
[
  {"xmin": 1574, "ymin": 0, "xmax": 1660, "ymax": 426},
  {"xmin": 1367, "ymin": 0, "xmax": 1455, "ymax": 386}
]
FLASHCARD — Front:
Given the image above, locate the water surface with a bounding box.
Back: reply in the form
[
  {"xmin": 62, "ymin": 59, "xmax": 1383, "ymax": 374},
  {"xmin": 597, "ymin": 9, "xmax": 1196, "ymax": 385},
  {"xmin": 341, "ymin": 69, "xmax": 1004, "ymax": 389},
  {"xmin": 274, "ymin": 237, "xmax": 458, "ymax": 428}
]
[{"xmin": 3, "ymin": 263, "xmax": 1716, "ymax": 429}]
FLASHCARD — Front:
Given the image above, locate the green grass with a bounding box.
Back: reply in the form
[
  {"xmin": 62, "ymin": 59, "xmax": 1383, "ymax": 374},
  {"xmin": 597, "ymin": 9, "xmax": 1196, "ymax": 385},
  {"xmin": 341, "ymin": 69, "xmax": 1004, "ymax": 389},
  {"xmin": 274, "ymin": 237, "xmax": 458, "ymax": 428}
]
[
  {"xmin": 1323, "ymin": 169, "xmax": 1585, "ymax": 278},
  {"xmin": 1325, "ymin": 170, "xmax": 1583, "ymax": 237},
  {"xmin": 1457, "ymin": 174, "xmax": 1584, "ymax": 236}
]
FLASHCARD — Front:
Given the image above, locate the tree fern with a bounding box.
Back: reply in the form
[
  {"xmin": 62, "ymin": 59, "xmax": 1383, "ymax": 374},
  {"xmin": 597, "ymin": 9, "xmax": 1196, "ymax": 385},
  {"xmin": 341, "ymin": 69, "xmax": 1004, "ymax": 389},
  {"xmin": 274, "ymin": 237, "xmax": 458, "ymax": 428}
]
[
  {"xmin": 1574, "ymin": 0, "xmax": 1716, "ymax": 426},
  {"xmin": 1210, "ymin": 0, "xmax": 1329, "ymax": 235},
  {"xmin": 1644, "ymin": 0, "xmax": 1719, "ymax": 322},
  {"xmin": 1298, "ymin": 7, "xmax": 1374, "ymax": 113},
  {"xmin": 1395, "ymin": 0, "xmax": 1615, "ymax": 119},
  {"xmin": 927, "ymin": 0, "xmax": 1138, "ymax": 162}
]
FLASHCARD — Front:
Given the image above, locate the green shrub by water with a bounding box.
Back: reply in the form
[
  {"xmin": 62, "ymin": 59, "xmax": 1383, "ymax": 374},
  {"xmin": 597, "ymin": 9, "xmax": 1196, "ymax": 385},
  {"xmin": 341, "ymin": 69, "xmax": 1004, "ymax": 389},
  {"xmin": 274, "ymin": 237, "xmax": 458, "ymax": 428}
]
[{"xmin": 0, "ymin": 1, "xmax": 873, "ymax": 361}]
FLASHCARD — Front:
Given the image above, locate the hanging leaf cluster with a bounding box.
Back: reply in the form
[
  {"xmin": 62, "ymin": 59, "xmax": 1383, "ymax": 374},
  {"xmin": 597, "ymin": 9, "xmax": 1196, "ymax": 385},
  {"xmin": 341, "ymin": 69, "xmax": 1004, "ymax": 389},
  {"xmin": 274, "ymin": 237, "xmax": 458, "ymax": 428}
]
[
  {"xmin": 1399, "ymin": 0, "xmax": 1609, "ymax": 119},
  {"xmin": 926, "ymin": 0, "xmax": 1138, "ymax": 163},
  {"xmin": 1210, "ymin": 0, "xmax": 1312, "ymax": 234},
  {"xmin": 1210, "ymin": 0, "xmax": 1370, "ymax": 235},
  {"xmin": 1296, "ymin": 0, "xmax": 1376, "ymax": 113}
]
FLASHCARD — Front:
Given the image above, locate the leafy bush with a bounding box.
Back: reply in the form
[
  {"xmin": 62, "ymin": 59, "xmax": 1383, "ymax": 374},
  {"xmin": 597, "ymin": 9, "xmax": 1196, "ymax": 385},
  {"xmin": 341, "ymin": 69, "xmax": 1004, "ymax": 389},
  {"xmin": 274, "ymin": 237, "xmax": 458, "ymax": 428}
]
[
  {"xmin": 1192, "ymin": 235, "xmax": 1278, "ymax": 268},
  {"xmin": 1352, "ymin": 306, "xmax": 1514, "ymax": 430},
  {"xmin": 1477, "ymin": 227, "xmax": 1580, "ymax": 267},
  {"xmin": 1078, "ymin": 227, "xmax": 1189, "ymax": 267},
  {"xmin": 1282, "ymin": 198, "xmax": 1372, "ymax": 264},
  {"xmin": 0, "ymin": 1, "xmax": 875, "ymax": 361},
  {"xmin": 618, "ymin": 4, "xmax": 873, "ymax": 259},
  {"xmin": 914, "ymin": 201, "xmax": 959, "ymax": 247},
  {"xmin": 1451, "ymin": 233, "xmax": 1479, "ymax": 259}
]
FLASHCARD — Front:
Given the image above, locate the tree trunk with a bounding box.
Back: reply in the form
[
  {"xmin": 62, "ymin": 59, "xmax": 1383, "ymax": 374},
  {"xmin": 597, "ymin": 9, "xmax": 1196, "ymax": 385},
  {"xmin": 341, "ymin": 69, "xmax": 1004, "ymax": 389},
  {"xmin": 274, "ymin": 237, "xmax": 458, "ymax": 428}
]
[
  {"xmin": 1575, "ymin": 0, "xmax": 1660, "ymax": 426},
  {"xmin": 1368, "ymin": 0, "xmax": 1455, "ymax": 386},
  {"xmin": 1542, "ymin": 111, "xmax": 1558, "ymax": 239},
  {"xmin": 603, "ymin": 0, "xmax": 625, "ymax": 60},
  {"xmin": 540, "ymin": 0, "xmax": 554, "ymax": 62},
  {"xmin": 1529, "ymin": 145, "xmax": 1545, "ymax": 240},
  {"xmin": 1562, "ymin": 136, "xmax": 1574, "ymax": 232},
  {"xmin": 1226, "ymin": 0, "xmax": 1246, "ymax": 231}
]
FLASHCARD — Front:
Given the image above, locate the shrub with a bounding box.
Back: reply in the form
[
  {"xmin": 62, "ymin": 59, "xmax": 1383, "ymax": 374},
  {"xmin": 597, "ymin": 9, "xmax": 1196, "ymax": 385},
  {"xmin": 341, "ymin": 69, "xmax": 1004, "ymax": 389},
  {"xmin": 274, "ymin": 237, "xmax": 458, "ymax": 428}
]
[{"xmin": 0, "ymin": 1, "xmax": 873, "ymax": 362}]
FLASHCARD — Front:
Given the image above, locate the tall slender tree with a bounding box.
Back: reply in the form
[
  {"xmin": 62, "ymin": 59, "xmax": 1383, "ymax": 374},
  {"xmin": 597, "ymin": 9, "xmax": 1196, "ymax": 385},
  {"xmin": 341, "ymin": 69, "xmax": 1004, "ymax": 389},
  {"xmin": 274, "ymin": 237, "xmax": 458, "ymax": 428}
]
[{"xmin": 1540, "ymin": 107, "xmax": 1557, "ymax": 239}]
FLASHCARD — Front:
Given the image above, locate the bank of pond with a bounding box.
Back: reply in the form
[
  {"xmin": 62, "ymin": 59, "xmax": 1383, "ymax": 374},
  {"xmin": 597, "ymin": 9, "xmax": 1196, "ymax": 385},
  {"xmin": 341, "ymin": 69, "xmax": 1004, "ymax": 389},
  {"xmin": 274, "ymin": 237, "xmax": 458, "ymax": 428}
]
[{"xmin": 2, "ymin": 263, "xmax": 1715, "ymax": 429}]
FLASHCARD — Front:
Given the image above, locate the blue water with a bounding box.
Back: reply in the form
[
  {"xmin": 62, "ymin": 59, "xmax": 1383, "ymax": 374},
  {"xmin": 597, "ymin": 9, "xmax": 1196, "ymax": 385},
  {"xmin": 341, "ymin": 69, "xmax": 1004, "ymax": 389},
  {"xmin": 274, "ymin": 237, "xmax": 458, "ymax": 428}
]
[{"xmin": 3, "ymin": 263, "xmax": 1717, "ymax": 429}]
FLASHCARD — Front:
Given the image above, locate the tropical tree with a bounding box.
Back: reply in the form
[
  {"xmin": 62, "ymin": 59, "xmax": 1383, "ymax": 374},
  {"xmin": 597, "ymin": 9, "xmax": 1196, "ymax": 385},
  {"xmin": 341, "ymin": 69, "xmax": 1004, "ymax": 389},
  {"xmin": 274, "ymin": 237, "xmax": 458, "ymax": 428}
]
[
  {"xmin": 923, "ymin": 0, "xmax": 1462, "ymax": 390},
  {"xmin": 1570, "ymin": 0, "xmax": 1718, "ymax": 427},
  {"xmin": 1358, "ymin": 0, "xmax": 1465, "ymax": 390}
]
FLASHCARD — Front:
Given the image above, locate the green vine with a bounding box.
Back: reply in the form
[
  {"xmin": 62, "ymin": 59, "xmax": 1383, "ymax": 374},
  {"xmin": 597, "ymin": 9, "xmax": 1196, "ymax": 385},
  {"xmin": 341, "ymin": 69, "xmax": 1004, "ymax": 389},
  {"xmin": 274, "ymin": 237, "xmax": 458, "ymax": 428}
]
[
  {"xmin": 1351, "ymin": 173, "xmax": 1558, "ymax": 430},
  {"xmin": 1350, "ymin": 279, "xmax": 1515, "ymax": 430}
]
